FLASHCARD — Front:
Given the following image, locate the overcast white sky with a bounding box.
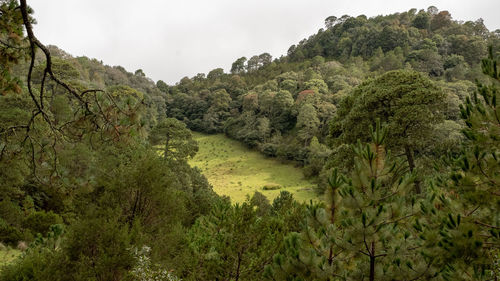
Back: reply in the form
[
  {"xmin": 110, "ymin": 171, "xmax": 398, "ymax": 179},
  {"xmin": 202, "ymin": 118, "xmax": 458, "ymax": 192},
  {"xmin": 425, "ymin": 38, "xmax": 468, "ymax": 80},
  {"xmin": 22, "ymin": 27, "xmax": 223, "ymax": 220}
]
[{"xmin": 29, "ymin": 0, "xmax": 499, "ymax": 84}]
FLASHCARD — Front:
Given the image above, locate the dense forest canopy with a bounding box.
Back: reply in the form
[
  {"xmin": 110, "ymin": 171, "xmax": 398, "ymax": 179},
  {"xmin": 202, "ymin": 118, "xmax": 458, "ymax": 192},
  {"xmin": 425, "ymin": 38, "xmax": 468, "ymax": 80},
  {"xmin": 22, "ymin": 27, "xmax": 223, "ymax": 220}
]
[{"xmin": 0, "ymin": 1, "xmax": 499, "ymax": 280}]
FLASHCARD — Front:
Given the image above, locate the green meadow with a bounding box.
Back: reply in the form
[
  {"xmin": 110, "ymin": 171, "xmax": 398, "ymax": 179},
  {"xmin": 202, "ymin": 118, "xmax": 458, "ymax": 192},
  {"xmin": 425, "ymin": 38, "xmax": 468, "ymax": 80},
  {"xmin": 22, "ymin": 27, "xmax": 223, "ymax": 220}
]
[
  {"xmin": 189, "ymin": 132, "xmax": 318, "ymax": 203},
  {"xmin": 0, "ymin": 248, "xmax": 20, "ymax": 270}
]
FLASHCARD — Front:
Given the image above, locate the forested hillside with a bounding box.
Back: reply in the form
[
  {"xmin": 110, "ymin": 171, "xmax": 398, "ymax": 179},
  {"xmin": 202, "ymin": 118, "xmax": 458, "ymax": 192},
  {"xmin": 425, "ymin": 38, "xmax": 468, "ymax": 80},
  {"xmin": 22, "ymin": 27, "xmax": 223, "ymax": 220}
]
[
  {"xmin": 0, "ymin": 1, "xmax": 499, "ymax": 280},
  {"xmin": 161, "ymin": 7, "xmax": 500, "ymax": 192}
]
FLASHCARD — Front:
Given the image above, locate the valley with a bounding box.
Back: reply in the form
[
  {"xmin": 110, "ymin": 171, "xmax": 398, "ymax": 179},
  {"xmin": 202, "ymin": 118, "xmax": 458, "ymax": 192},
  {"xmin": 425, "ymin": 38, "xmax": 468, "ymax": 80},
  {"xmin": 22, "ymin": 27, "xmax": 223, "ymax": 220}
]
[{"xmin": 189, "ymin": 132, "xmax": 317, "ymax": 203}]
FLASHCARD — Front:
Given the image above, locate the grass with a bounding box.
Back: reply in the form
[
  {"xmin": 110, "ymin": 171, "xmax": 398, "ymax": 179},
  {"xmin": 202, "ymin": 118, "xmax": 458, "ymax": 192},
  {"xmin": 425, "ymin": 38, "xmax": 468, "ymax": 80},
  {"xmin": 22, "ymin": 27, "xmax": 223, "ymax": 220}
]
[
  {"xmin": 0, "ymin": 247, "xmax": 21, "ymax": 270},
  {"xmin": 189, "ymin": 132, "xmax": 318, "ymax": 203}
]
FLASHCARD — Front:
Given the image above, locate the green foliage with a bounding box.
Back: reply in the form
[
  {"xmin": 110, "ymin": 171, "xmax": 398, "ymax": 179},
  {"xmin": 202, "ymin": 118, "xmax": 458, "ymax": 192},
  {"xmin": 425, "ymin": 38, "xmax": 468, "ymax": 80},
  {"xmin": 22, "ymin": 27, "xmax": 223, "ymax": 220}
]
[
  {"xmin": 296, "ymin": 103, "xmax": 320, "ymax": 145},
  {"xmin": 150, "ymin": 118, "xmax": 198, "ymax": 162},
  {"xmin": 130, "ymin": 246, "xmax": 181, "ymax": 281},
  {"xmin": 22, "ymin": 211, "xmax": 62, "ymax": 237},
  {"xmin": 268, "ymin": 122, "xmax": 436, "ymax": 280},
  {"xmin": 2, "ymin": 4, "xmax": 499, "ymax": 281},
  {"xmin": 433, "ymin": 47, "xmax": 500, "ymax": 279},
  {"xmin": 231, "ymin": 56, "xmax": 247, "ymax": 74},
  {"xmin": 0, "ymin": 3, "xmax": 216, "ymax": 279},
  {"xmin": 184, "ymin": 193, "xmax": 305, "ymax": 281},
  {"xmin": 330, "ymin": 70, "xmax": 446, "ymax": 192},
  {"xmin": 163, "ymin": 9, "xmax": 495, "ymax": 184},
  {"xmin": 0, "ymin": 0, "xmax": 28, "ymax": 94}
]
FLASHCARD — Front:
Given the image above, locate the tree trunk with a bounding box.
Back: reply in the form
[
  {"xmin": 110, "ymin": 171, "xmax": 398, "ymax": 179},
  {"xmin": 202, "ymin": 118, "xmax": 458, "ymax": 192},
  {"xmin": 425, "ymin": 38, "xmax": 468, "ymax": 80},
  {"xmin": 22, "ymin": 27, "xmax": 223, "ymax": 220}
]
[
  {"xmin": 328, "ymin": 192, "xmax": 336, "ymax": 266},
  {"xmin": 235, "ymin": 252, "xmax": 242, "ymax": 281},
  {"xmin": 369, "ymin": 242, "xmax": 375, "ymax": 281},
  {"xmin": 404, "ymin": 145, "xmax": 421, "ymax": 194}
]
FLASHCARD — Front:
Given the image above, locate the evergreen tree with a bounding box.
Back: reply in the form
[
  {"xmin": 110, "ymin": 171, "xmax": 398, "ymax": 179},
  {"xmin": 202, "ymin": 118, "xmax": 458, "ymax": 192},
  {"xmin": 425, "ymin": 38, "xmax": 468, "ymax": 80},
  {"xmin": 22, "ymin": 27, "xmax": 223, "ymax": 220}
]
[
  {"xmin": 418, "ymin": 47, "xmax": 500, "ymax": 280},
  {"xmin": 186, "ymin": 193, "xmax": 298, "ymax": 281},
  {"xmin": 268, "ymin": 121, "xmax": 434, "ymax": 280},
  {"xmin": 149, "ymin": 118, "xmax": 198, "ymax": 162}
]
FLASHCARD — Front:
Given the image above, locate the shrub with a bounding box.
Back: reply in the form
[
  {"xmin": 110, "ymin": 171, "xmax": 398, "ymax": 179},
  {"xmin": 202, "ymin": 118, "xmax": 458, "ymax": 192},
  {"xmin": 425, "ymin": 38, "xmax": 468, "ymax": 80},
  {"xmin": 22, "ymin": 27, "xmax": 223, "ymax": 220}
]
[
  {"xmin": 0, "ymin": 219, "xmax": 22, "ymax": 246},
  {"xmin": 262, "ymin": 184, "xmax": 281, "ymax": 190},
  {"xmin": 22, "ymin": 211, "xmax": 62, "ymax": 237}
]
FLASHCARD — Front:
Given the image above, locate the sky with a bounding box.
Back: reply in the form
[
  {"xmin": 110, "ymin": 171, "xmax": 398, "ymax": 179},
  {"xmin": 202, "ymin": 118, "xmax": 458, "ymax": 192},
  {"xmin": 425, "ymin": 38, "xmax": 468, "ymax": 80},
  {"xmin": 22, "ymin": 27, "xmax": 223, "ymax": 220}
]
[{"xmin": 29, "ymin": 0, "xmax": 500, "ymax": 84}]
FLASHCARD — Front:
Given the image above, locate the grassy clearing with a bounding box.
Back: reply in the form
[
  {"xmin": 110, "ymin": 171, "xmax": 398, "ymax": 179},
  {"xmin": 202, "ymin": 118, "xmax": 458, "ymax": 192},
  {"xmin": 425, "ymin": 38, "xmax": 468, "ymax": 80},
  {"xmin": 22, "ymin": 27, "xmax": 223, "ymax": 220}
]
[
  {"xmin": 0, "ymin": 247, "xmax": 21, "ymax": 269},
  {"xmin": 189, "ymin": 132, "xmax": 318, "ymax": 203}
]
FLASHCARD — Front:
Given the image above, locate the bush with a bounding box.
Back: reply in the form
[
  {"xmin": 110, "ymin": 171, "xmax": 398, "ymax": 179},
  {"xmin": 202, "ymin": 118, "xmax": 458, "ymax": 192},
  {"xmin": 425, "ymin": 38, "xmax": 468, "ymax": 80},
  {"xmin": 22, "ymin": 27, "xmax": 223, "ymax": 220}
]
[
  {"xmin": 262, "ymin": 184, "xmax": 281, "ymax": 190},
  {"xmin": 23, "ymin": 211, "xmax": 62, "ymax": 237},
  {"xmin": 0, "ymin": 219, "xmax": 22, "ymax": 246}
]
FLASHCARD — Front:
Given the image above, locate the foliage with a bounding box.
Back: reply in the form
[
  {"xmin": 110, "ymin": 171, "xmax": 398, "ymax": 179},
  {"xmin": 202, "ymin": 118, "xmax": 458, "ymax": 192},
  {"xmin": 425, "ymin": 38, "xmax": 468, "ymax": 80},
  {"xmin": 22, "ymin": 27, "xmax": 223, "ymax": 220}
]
[
  {"xmin": 184, "ymin": 192, "xmax": 305, "ymax": 281},
  {"xmin": 1, "ymin": 2, "xmax": 499, "ymax": 281},
  {"xmin": 267, "ymin": 122, "xmax": 437, "ymax": 280},
  {"xmin": 130, "ymin": 246, "xmax": 181, "ymax": 281},
  {"xmin": 418, "ymin": 46, "xmax": 500, "ymax": 280},
  {"xmin": 150, "ymin": 118, "xmax": 198, "ymax": 162},
  {"xmin": 330, "ymin": 70, "xmax": 446, "ymax": 193}
]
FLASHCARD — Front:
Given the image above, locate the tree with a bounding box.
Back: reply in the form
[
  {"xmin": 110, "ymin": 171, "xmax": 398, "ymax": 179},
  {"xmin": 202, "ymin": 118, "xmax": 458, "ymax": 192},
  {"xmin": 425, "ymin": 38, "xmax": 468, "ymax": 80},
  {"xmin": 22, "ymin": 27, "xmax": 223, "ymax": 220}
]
[
  {"xmin": 156, "ymin": 80, "xmax": 169, "ymax": 93},
  {"xmin": 305, "ymin": 78, "xmax": 328, "ymax": 94},
  {"xmin": 412, "ymin": 11, "xmax": 430, "ymax": 30},
  {"xmin": 436, "ymin": 47, "xmax": 500, "ymax": 279},
  {"xmin": 430, "ymin": 11, "xmax": 452, "ymax": 31},
  {"xmin": 271, "ymin": 90, "xmax": 294, "ymax": 131},
  {"xmin": 207, "ymin": 67, "xmax": 224, "ymax": 80},
  {"xmin": 268, "ymin": 122, "xmax": 434, "ymax": 280},
  {"xmin": 297, "ymin": 103, "xmax": 320, "ymax": 146},
  {"xmin": 0, "ymin": 3, "xmax": 216, "ymax": 281},
  {"xmin": 135, "ymin": 68, "xmax": 145, "ymax": 76},
  {"xmin": 325, "ymin": 16, "xmax": 338, "ymax": 29},
  {"xmin": 407, "ymin": 40, "xmax": 444, "ymax": 76},
  {"xmin": 186, "ymin": 198, "xmax": 284, "ymax": 281},
  {"xmin": 231, "ymin": 56, "xmax": 247, "ymax": 74},
  {"xmin": 149, "ymin": 118, "xmax": 198, "ymax": 162},
  {"xmin": 247, "ymin": 55, "xmax": 260, "ymax": 72},
  {"xmin": 427, "ymin": 6, "xmax": 438, "ymax": 15},
  {"xmin": 331, "ymin": 70, "xmax": 446, "ymax": 193},
  {"xmin": 259, "ymin": 52, "xmax": 273, "ymax": 66},
  {"xmin": 0, "ymin": 0, "xmax": 28, "ymax": 95}
]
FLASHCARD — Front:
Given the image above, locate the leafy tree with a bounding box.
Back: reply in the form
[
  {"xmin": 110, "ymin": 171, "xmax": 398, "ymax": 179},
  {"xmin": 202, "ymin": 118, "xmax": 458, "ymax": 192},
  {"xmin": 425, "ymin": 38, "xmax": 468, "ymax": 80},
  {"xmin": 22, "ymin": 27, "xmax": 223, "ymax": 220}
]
[
  {"xmin": 156, "ymin": 79, "xmax": 169, "ymax": 93},
  {"xmin": 430, "ymin": 11, "xmax": 452, "ymax": 31},
  {"xmin": 0, "ymin": 0, "xmax": 28, "ymax": 94},
  {"xmin": 297, "ymin": 103, "xmax": 320, "ymax": 146},
  {"xmin": 305, "ymin": 78, "xmax": 329, "ymax": 94},
  {"xmin": 325, "ymin": 16, "xmax": 338, "ymax": 29},
  {"xmin": 231, "ymin": 56, "xmax": 247, "ymax": 74},
  {"xmin": 331, "ymin": 70, "xmax": 446, "ymax": 193},
  {"xmin": 412, "ymin": 11, "xmax": 430, "ymax": 30},
  {"xmin": 247, "ymin": 55, "xmax": 260, "ymax": 72},
  {"xmin": 207, "ymin": 67, "xmax": 224, "ymax": 80},
  {"xmin": 135, "ymin": 68, "xmax": 145, "ymax": 76},
  {"xmin": 259, "ymin": 52, "xmax": 273, "ymax": 66},
  {"xmin": 444, "ymin": 54, "xmax": 469, "ymax": 81}
]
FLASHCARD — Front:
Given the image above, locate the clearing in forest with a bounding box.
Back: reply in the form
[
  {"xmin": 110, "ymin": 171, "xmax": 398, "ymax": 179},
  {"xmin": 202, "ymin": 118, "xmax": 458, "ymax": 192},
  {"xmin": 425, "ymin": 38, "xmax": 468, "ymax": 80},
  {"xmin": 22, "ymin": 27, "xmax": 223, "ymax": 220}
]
[{"xmin": 189, "ymin": 132, "xmax": 317, "ymax": 203}]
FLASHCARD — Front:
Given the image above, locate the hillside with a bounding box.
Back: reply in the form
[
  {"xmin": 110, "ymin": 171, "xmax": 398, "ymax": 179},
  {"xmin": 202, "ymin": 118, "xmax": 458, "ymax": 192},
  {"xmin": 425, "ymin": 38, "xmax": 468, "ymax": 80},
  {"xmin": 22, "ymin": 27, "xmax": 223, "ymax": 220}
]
[
  {"xmin": 162, "ymin": 7, "xmax": 499, "ymax": 190},
  {"xmin": 1, "ymin": 2, "xmax": 499, "ymax": 281}
]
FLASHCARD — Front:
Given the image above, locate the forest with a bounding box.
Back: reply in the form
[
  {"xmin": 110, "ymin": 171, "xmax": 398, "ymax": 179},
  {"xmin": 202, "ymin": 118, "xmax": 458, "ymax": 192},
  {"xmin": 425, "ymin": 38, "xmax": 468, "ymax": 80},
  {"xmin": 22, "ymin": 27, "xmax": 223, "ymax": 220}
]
[{"xmin": 0, "ymin": 0, "xmax": 499, "ymax": 280}]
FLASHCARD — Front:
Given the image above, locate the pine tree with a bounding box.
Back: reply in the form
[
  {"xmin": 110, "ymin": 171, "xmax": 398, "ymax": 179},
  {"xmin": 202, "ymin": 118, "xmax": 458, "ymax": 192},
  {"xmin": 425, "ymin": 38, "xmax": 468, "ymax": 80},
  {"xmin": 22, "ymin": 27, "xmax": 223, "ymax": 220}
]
[
  {"xmin": 267, "ymin": 121, "xmax": 434, "ymax": 280},
  {"xmin": 419, "ymin": 46, "xmax": 500, "ymax": 280}
]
